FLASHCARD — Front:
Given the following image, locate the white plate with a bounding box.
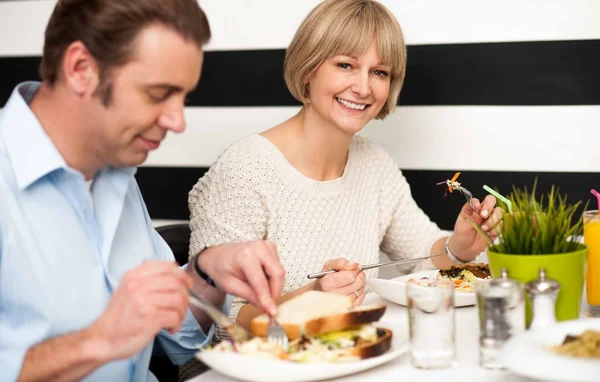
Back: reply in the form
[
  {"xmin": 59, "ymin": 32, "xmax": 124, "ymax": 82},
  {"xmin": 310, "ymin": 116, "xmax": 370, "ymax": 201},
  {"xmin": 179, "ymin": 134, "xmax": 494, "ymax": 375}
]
[
  {"xmin": 500, "ymin": 318, "xmax": 600, "ymax": 382},
  {"xmin": 366, "ymin": 270, "xmax": 476, "ymax": 307},
  {"xmin": 196, "ymin": 322, "xmax": 408, "ymax": 382}
]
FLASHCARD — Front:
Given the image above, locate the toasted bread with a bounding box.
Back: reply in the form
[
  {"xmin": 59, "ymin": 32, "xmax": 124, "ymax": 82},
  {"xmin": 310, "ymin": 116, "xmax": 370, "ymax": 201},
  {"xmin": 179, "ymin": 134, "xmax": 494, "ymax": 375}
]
[
  {"xmin": 250, "ymin": 291, "xmax": 387, "ymax": 340},
  {"xmin": 345, "ymin": 327, "xmax": 392, "ymax": 359}
]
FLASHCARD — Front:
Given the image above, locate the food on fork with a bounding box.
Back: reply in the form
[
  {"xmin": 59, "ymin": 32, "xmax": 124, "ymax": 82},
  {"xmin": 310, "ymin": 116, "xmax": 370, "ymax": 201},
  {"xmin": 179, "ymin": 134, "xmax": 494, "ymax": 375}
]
[
  {"xmin": 207, "ymin": 291, "xmax": 392, "ymax": 363},
  {"xmin": 408, "ymin": 263, "xmax": 490, "ymax": 293},
  {"xmin": 436, "ymin": 171, "xmax": 463, "ymax": 198},
  {"xmin": 552, "ymin": 330, "xmax": 600, "ymax": 359}
]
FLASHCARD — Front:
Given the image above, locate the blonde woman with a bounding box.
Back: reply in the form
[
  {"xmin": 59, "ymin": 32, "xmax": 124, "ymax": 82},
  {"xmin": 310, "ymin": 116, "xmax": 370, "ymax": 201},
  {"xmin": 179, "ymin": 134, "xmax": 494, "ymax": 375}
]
[{"xmin": 188, "ymin": 0, "xmax": 502, "ymax": 331}]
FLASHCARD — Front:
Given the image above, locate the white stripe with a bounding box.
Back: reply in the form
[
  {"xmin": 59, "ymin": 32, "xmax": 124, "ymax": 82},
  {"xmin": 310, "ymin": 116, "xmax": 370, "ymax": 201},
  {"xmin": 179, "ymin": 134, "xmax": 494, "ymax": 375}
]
[
  {"xmin": 145, "ymin": 106, "xmax": 300, "ymax": 167},
  {"xmin": 203, "ymin": 0, "xmax": 600, "ymax": 50},
  {"xmin": 1, "ymin": 0, "xmax": 600, "ymax": 56},
  {"xmin": 144, "ymin": 105, "xmax": 600, "ymax": 173},
  {"xmin": 0, "ymin": 0, "xmax": 56, "ymax": 57},
  {"xmin": 152, "ymin": 219, "xmax": 189, "ymax": 228}
]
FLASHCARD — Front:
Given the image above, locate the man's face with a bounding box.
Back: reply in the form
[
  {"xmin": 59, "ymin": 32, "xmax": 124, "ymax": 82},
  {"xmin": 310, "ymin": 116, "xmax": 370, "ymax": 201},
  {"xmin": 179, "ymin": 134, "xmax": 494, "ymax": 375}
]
[{"xmin": 88, "ymin": 25, "xmax": 203, "ymax": 168}]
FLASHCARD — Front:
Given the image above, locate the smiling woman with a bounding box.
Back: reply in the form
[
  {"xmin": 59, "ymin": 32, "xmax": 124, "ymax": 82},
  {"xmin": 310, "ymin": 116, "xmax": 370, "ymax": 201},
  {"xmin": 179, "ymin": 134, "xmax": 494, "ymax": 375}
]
[
  {"xmin": 298, "ymin": 40, "xmax": 391, "ymax": 136},
  {"xmin": 283, "ymin": 0, "xmax": 405, "ymax": 120},
  {"xmin": 187, "ymin": 0, "xmax": 502, "ymax": 342}
]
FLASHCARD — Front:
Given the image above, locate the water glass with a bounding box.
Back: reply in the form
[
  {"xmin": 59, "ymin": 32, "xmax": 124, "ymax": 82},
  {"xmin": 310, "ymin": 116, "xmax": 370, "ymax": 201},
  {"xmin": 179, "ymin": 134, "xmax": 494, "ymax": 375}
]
[
  {"xmin": 475, "ymin": 274, "xmax": 524, "ymax": 370},
  {"xmin": 407, "ymin": 279, "xmax": 456, "ymax": 369}
]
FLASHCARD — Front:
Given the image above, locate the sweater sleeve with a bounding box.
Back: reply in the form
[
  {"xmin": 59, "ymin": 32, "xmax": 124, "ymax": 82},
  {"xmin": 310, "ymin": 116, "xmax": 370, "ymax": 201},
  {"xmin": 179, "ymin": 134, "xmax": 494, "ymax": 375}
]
[
  {"xmin": 188, "ymin": 139, "xmax": 269, "ymax": 333},
  {"xmin": 378, "ymin": 154, "xmax": 446, "ymax": 274}
]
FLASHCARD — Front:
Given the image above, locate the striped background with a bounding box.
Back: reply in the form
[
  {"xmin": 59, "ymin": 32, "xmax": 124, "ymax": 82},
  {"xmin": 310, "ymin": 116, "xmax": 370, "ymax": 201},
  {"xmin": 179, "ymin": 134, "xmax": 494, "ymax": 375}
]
[{"xmin": 2, "ymin": 0, "xmax": 600, "ymax": 233}]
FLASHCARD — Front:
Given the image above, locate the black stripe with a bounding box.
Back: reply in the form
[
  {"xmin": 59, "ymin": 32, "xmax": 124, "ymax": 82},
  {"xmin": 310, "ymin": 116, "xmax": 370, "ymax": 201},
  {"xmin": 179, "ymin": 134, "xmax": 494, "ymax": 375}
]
[
  {"xmin": 135, "ymin": 166, "xmax": 208, "ymax": 221},
  {"xmin": 2, "ymin": 39, "xmax": 600, "ymax": 106},
  {"xmin": 136, "ymin": 167, "xmax": 600, "ymax": 230}
]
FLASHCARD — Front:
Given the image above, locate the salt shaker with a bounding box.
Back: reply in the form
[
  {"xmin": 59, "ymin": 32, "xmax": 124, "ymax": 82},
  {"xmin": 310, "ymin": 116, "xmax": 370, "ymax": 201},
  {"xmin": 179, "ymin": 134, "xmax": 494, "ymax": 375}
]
[
  {"xmin": 476, "ymin": 268, "xmax": 525, "ymax": 370},
  {"xmin": 526, "ymin": 268, "xmax": 560, "ymax": 330}
]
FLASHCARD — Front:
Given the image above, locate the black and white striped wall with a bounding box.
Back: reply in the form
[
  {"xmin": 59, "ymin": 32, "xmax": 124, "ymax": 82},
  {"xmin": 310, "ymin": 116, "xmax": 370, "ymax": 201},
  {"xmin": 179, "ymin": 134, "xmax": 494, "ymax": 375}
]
[{"xmin": 2, "ymin": 0, "xmax": 600, "ymax": 231}]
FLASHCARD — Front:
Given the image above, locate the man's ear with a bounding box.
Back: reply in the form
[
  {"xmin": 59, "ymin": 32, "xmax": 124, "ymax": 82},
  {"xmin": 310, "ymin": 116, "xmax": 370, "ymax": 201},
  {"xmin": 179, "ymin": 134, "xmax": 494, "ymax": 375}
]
[{"xmin": 60, "ymin": 41, "xmax": 100, "ymax": 97}]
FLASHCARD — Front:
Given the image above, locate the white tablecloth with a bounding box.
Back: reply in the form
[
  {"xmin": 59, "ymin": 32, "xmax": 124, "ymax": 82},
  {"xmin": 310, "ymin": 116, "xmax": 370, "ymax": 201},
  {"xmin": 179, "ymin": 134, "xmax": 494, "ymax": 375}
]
[{"xmin": 186, "ymin": 292, "xmax": 542, "ymax": 382}]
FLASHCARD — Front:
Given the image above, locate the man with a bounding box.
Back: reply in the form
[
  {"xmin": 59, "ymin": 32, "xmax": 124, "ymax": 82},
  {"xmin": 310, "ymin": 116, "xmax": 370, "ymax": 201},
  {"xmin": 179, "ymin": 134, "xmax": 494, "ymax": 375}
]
[{"xmin": 0, "ymin": 1, "xmax": 284, "ymax": 381}]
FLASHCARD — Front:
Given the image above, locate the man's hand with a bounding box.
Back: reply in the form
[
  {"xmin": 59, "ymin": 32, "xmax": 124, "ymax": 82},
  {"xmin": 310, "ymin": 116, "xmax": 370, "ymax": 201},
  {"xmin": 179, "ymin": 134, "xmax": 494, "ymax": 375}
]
[
  {"xmin": 197, "ymin": 240, "xmax": 285, "ymax": 316},
  {"xmin": 89, "ymin": 261, "xmax": 192, "ymax": 361}
]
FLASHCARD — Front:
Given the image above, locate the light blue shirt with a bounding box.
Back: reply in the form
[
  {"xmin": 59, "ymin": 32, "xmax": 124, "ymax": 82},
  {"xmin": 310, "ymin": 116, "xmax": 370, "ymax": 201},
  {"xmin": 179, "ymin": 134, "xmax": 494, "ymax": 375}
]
[{"xmin": 0, "ymin": 83, "xmax": 230, "ymax": 381}]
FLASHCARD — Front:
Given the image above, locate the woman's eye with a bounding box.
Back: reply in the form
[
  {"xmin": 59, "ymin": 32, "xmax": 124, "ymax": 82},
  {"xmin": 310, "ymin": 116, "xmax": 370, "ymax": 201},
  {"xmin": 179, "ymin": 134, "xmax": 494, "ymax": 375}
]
[
  {"xmin": 337, "ymin": 63, "xmax": 352, "ymax": 70},
  {"xmin": 372, "ymin": 70, "xmax": 389, "ymax": 77}
]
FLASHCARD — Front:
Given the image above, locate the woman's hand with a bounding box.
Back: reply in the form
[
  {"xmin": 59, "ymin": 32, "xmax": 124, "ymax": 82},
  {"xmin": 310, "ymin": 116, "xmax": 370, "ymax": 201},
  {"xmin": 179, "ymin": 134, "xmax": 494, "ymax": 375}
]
[
  {"xmin": 451, "ymin": 194, "xmax": 504, "ymax": 260},
  {"xmin": 315, "ymin": 258, "xmax": 366, "ymax": 306}
]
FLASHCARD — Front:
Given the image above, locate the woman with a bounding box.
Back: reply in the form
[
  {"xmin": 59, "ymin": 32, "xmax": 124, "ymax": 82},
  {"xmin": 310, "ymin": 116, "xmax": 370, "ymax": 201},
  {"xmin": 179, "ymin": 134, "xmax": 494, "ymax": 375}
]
[{"xmin": 188, "ymin": 0, "xmax": 502, "ymax": 332}]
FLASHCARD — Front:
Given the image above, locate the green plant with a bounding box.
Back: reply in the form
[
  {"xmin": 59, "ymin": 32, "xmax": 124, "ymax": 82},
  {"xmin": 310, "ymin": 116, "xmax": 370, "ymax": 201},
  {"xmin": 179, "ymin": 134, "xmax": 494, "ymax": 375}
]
[{"xmin": 483, "ymin": 180, "xmax": 588, "ymax": 255}]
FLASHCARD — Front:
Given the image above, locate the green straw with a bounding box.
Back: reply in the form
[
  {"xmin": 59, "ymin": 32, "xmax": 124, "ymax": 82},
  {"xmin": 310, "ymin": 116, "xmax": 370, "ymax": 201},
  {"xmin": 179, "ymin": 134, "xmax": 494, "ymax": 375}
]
[{"xmin": 483, "ymin": 185, "xmax": 513, "ymax": 214}]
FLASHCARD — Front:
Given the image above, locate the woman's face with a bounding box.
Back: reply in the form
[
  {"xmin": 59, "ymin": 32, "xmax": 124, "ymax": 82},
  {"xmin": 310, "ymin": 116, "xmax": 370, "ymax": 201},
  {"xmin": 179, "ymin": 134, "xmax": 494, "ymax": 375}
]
[{"xmin": 306, "ymin": 39, "xmax": 391, "ymax": 136}]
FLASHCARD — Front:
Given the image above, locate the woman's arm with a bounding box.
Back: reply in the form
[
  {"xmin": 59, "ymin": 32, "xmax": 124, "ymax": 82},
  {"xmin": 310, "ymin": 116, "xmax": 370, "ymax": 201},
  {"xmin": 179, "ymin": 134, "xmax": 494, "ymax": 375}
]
[
  {"xmin": 379, "ymin": 166, "xmax": 447, "ymax": 271},
  {"xmin": 380, "ymin": 167, "xmax": 501, "ymax": 270}
]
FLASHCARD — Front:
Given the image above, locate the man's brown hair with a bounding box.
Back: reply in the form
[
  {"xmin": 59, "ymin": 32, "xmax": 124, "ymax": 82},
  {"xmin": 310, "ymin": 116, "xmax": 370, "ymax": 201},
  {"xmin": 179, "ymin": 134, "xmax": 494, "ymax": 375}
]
[{"xmin": 40, "ymin": 0, "xmax": 211, "ymax": 101}]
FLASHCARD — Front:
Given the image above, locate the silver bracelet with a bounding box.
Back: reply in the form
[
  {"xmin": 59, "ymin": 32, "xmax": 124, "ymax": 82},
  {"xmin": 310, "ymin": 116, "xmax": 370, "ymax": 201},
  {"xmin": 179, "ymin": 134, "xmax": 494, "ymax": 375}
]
[{"xmin": 445, "ymin": 234, "xmax": 471, "ymax": 264}]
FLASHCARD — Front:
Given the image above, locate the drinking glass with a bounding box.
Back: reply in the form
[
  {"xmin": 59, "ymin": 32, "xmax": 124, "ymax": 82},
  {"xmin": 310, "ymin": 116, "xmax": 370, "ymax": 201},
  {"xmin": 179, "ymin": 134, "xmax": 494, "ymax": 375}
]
[
  {"xmin": 475, "ymin": 275, "xmax": 524, "ymax": 370},
  {"xmin": 407, "ymin": 279, "xmax": 456, "ymax": 369},
  {"xmin": 583, "ymin": 210, "xmax": 600, "ymax": 317}
]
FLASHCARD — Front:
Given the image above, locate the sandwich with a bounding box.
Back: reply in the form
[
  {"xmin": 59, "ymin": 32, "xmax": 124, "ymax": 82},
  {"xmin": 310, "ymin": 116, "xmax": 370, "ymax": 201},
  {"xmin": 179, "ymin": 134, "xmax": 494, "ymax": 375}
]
[{"xmin": 209, "ymin": 291, "xmax": 391, "ymax": 363}]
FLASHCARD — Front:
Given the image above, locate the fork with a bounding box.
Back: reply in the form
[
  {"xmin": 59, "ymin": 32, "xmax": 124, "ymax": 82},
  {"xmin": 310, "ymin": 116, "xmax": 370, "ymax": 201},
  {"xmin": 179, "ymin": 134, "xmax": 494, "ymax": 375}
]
[
  {"xmin": 268, "ymin": 317, "xmax": 289, "ymax": 352},
  {"xmin": 460, "ymin": 187, "xmax": 481, "ymax": 216}
]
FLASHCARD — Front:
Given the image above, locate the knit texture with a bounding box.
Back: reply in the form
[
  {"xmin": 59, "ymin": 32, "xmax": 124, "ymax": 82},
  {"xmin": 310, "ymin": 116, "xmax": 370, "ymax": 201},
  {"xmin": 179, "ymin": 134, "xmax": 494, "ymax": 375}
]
[{"xmin": 188, "ymin": 134, "xmax": 444, "ymax": 337}]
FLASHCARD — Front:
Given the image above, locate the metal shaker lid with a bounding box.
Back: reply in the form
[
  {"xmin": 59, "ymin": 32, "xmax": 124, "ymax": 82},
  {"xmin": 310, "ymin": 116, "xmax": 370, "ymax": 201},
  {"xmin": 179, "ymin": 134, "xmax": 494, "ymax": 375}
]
[
  {"xmin": 489, "ymin": 268, "xmax": 522, "ymax": 289},
  {"xmin": 525, "ymin": 268, "xmax": 560, "ymax": 295}
]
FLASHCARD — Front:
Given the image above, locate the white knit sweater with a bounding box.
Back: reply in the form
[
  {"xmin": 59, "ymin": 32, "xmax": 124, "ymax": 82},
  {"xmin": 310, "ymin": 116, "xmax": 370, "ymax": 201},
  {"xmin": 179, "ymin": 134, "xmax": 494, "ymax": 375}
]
[{"xmin": 188, "ymin": 134, "xmax": 444, "ymax": 331}]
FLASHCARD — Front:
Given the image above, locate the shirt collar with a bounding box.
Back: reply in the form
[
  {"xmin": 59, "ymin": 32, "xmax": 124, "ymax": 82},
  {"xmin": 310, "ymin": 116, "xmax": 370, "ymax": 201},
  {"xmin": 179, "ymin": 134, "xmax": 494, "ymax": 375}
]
[{"xmin": 0, "ymin": 82, "xmax": 136, "ymax": 189}]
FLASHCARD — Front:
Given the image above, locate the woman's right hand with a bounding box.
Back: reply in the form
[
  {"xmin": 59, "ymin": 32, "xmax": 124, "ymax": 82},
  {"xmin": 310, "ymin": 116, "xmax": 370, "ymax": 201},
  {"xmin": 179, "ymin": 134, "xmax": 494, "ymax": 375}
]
[{"xmin": 315, "ymin": 258, "xmax": 366, "ymax": 306}]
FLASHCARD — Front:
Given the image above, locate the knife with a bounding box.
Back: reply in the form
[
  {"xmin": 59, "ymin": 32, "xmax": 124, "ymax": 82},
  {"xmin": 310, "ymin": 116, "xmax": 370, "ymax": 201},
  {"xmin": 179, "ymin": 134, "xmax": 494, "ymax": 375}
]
[
  {"xmin": 306, "ymin": 254, "xmax": 442, "ymax": 279},
  {"xmin": 188, "ymin": 289, "xmax": 253, "ymax": 342}
]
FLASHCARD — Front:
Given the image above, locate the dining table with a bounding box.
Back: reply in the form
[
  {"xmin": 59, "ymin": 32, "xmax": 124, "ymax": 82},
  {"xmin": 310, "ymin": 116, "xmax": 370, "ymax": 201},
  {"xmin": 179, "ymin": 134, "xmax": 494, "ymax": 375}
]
[{"xmin": 185, "ymin": 291, "xmax": 552, "ymax": 382}]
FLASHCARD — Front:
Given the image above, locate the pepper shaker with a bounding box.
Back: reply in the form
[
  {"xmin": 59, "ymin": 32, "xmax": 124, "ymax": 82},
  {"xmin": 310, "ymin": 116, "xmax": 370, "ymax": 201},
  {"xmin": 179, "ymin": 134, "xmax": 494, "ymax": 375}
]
[{"xmin": 526, "ymin": 268, "xmax": 560, "ymax": 330}]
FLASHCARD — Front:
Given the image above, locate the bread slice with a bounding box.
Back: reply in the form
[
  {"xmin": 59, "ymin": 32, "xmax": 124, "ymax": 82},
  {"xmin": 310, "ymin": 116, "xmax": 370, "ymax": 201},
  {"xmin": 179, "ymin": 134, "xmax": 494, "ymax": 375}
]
[
  {"xmin": 286, "ymin": 327, "xmax": 393, "ymax": 362},
  {"xmin": 250, "ymin": 291, "xmax": 387, "ymax": 340},
  {"xmin": 346, "ymin": 328, "xmax": 392, "ymax": 359}
]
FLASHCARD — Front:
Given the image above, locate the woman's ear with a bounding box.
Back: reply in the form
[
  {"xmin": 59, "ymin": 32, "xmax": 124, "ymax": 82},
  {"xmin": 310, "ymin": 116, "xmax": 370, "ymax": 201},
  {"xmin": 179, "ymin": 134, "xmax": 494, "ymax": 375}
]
[
  {"xmin": 60, "ymin": 41, "xmax": 100, "ymax": 97},
  {"xmin": 303, "ymin": 83, "xmax": 311, "ymax": 102}
]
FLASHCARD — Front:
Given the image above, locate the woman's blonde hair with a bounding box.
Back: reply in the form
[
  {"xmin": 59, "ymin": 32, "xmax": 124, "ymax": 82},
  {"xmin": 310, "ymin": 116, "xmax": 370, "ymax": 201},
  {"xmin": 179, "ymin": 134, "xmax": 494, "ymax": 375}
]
[{"xmin": 284, "ymin": 0, "xmax": 406, "ymax": 120}]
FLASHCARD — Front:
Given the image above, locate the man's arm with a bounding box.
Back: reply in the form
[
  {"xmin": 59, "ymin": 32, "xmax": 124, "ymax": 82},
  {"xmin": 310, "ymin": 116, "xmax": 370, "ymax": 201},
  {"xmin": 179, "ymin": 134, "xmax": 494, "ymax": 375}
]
[
  {"xmin": 14, "ymin": 261, "xmax": 191, "ymax": 382},
  {"xmin": 184, "ymin": 260, "xmax": 226, "ymax": 331},
  {"xmin": 153, "ymin": 238, "xmax": 284, "ymax": 366},
  {"xmin": 17, "ymin": 327, "xmax": 111, "ymax": 382},
  {"xmin": 191, "ymin": 241, "xmax": 285, "ymax": 317},
  {"xmin": 149, "ymin": 227, "xmax": 226, "ymax": 331}
]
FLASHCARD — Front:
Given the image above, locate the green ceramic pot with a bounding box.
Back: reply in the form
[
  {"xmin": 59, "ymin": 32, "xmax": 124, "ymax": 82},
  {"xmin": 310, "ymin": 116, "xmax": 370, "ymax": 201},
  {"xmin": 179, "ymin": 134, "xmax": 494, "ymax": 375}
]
[{"xmin": 487, "ymin": 243, "xmax": 587, "ymax": 328}]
